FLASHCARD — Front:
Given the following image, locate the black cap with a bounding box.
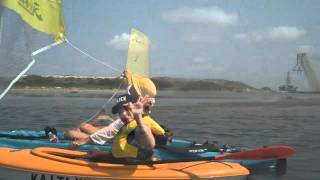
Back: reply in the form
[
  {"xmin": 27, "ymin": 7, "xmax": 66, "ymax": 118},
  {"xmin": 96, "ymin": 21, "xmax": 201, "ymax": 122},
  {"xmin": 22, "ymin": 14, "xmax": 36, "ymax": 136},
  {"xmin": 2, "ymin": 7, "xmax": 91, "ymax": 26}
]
[{"xmin": 111, "ymin": 94, "xmax": 138, "ymax": 114}]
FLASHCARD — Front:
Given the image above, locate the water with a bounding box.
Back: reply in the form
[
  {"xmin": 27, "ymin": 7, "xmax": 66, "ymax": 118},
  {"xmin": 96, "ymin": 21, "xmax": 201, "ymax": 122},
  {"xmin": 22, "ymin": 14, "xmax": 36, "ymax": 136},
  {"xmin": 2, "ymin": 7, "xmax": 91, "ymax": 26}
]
[{"xmin": 0, "ymin": 91, "xmax": 320, "ymax": 180}]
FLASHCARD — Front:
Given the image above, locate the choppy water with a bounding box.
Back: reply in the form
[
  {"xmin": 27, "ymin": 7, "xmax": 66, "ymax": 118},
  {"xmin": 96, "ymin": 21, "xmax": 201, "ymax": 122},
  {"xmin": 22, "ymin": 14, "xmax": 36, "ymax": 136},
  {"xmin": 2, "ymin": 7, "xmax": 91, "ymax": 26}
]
[{"xmin": 0, "ymin": 91, "xmax": 320, "ymax": 180}]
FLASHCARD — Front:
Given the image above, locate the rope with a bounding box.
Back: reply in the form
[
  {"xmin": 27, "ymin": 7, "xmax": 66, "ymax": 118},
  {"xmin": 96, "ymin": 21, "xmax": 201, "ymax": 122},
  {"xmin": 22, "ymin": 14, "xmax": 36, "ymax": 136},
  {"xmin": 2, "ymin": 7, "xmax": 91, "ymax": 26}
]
[
  {"xmin": 65, "ymin": 39, "xmax": 122, "ymax": 73},
  {"xmin": 65, "ymin": 39, "xmax": 127, "ymax": 125},
  {"xmin": 32, "ymin": 40, "xmax": 63, "ymax": 56},
  {"xmin": 81, "ymin": 79, "xmax": 124, "ymax": 124},
  {"xmin": 64, "ymin": 38, "xmax": 126, "ymax": 124},
  {"xmin": 0, "ymin": 58, "xmax": 35, "ymax": 100},
  {"xmin": 0, "ymin": 32, "xmax": 125, "ymax": 124}
]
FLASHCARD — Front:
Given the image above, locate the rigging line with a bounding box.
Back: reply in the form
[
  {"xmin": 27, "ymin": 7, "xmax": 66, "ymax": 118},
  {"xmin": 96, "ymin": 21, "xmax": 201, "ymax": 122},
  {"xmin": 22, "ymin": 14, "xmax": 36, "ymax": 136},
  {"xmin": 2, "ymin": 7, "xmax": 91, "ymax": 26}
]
[
  {"xmin": 65, "ymin": 39, "xmax": 122, "ymax": 73},
  {"xmin": 0, "ymin": 58, "xmax": 35, "ymax": 100},
  {"xmin": 0, "ymin": 16, "xmax": 3, "ymax": 45},
  {"xmin": 81, "ymin": 79, "xmax": 124, "ymax": 124},
  {"xmin": 0, "ymin": 40, "xmax": 63, "ymax": 100},
  {"xmin": 32, "ymin": 40, "xmax": 63, "ymax": 56}
]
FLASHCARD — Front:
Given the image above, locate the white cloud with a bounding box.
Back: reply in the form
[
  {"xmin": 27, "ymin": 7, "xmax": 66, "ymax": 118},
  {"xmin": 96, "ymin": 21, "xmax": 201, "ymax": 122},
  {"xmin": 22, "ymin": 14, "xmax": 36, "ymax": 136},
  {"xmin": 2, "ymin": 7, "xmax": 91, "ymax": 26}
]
[
  {"xmin": 106, "ymin": 33, "xmax": 130, "ymax": 50},
  {"xmin": 184, "ymin": 34, "xmax": 208, "ymax": 42},
  {"xmin": 186, "ymin": 57, "xmax": 230, "ymax": 77},
  {"xmin": 188, "ymin": 57, "xmax": 211, "ymax": 70},
  {"xmin": 232, "ymin": 32, "xmax": 264, "ymax": 41},
  {"xmin": 252, "ymin": 32, "xmax": 266, "ymax": 41},
  {"xmin": 182, "ymin": 33, "xmax": 219, "ymax": 43},
  {"xmin": 233, "ymin": 33, "xmax": 249, "ymax": 40},
  {"xmin": 298, "ymin": 45, "xmax": 313, "ymax": 53},
  {"xmin": 268, "ymin": 26, "xmax": 305, "ymax": 40},
  {"xmin": 233, "ymin": 26, "xmax": 306, "ymax": 42},
  {"xmin": 162, "ymin": 7, "xmax": 238, "ymax": 26},
  {"xmin": 193, "ymin": 57, "xmax": 207, "ymax": 64}
]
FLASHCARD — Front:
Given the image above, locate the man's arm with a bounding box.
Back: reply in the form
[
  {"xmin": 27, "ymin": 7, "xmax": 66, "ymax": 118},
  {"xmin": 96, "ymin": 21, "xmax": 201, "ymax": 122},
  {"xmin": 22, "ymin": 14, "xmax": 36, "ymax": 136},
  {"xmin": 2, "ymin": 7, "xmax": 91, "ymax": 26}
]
[{"xmin": 130, "ymin": 97, "xmax": 156, "ymax": 150}]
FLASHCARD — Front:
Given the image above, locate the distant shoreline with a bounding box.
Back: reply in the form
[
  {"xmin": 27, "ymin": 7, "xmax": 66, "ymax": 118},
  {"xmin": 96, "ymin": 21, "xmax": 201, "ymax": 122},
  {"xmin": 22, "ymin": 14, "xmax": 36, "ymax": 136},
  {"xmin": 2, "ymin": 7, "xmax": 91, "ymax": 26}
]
[
  {"xmin": 9, "ymin": 87, "xmax": 272, "ymax": 98},
  {"xmin": 6, "ymin": 75, "xmax": 273, "ymax": 97},
  {"xmin": 9, "ymin": 87, "xmax": 125, "ymax": 98}
]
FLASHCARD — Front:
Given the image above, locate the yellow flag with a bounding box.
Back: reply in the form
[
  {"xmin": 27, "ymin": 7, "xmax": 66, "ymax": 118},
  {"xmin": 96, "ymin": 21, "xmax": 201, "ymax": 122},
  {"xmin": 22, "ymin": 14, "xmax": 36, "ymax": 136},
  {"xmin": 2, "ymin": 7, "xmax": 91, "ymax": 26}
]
[
  {"xmin": 126, "ymin": 29, "xmax": 149, "ymax": 77},
  {"xmin": 1, "ymin": 0, "xmax": 66, "ymax": 42}
]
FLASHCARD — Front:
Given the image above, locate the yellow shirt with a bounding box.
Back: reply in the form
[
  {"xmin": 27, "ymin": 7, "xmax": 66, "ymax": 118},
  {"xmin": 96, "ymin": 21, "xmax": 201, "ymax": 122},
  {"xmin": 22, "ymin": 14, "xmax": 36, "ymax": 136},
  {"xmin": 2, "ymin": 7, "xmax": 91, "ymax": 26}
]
[{"xmin": 111, "ymin": 115, "xmax": 165, "ymax": 158}]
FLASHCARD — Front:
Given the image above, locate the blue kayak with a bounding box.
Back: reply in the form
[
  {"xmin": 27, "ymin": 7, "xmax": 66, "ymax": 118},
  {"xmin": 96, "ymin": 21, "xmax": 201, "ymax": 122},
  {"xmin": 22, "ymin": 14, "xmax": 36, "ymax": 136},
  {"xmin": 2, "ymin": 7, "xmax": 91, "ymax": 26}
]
[
  {"xmin": 0, "ymin": 129, "xmax": 287, "ymax": 174},
  {"xmin": 0, "ymin": 129, "xmax": 192, "ymax": 151}
]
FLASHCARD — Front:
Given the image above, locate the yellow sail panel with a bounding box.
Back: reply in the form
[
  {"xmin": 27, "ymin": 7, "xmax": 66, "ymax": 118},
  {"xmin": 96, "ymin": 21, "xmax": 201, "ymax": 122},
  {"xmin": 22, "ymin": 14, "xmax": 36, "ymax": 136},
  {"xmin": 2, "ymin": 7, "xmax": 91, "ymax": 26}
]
[
  {"xmin": 1, "ymin": 0, "xmax": 65, "ymax": 42},
  {"xmin": 126, "ymin": 29, "xmax": 149, "ymax": 77},
  {"xmin": 124, "ymin": 29, "xmax": 156, "ymax": 98}
]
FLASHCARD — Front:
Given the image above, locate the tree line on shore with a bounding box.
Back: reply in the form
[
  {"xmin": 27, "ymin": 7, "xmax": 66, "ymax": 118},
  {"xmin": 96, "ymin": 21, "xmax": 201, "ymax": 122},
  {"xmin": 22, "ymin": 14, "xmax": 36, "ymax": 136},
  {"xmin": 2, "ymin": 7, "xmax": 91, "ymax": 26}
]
[{"xmin": 15, "ymin": 75, "xmax": 263, "ymax": 92}]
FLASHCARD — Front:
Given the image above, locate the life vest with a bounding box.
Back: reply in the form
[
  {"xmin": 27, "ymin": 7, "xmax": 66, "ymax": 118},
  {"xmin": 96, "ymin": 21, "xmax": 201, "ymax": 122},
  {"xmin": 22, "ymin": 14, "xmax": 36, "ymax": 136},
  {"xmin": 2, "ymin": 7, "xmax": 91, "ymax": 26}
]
[{"xmin": 111, "ymin": 115, "xmax": 164, "ymax": 158}]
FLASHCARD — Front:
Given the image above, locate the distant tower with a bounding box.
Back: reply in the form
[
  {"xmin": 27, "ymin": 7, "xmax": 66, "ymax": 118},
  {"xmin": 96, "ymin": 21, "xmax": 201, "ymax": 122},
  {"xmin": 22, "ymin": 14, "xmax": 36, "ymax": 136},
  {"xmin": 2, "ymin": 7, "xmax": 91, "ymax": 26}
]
[
  {"xmin": 279, "ymin": 71, "xmax": 297, "ymax": 92},
  {"xmin": 293, "ymin": 53, "xmax": 304, "ymax": 75},
  {"xmin": 293, "ymin": 53, "xmax": 320, "ymax": 92}
]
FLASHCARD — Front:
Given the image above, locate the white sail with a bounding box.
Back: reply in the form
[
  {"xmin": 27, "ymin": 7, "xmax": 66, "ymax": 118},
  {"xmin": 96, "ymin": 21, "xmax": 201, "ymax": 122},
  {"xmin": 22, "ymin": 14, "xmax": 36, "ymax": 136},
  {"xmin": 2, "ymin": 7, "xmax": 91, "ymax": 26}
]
[{"xmin": 0, "ymin": 0, "xmax": 65, "ymax": 101}]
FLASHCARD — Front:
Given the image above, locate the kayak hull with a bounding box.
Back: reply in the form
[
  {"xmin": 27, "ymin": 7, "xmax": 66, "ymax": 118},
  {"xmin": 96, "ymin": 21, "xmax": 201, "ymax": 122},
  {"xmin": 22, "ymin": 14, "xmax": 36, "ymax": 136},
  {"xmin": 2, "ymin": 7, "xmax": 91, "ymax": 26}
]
[
  {"xmin": 0, "ymin": 168, "xmax": 248, "ymax": 180},
  {"xmin": 0, "ymin": 147, "xmax": 249, "ymax": 179},
  {"xmin": 0, "ymin": 130, "xmax": 283, "ymax": 172}
]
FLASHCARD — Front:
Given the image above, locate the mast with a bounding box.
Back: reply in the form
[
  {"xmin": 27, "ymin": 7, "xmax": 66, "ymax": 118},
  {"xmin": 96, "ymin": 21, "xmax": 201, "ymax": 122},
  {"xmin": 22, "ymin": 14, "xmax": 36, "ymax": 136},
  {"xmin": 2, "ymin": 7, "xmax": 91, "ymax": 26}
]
[{"xmin": 286, "ymin": 71, "xmax": 291, "ymax": 86}]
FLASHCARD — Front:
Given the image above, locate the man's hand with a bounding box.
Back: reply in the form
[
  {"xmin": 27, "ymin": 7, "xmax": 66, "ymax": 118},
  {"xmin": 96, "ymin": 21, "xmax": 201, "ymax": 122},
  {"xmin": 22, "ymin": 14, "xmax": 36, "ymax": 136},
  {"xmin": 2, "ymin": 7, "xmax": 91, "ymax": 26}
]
[
  {"xmin": 130, "ymin": 95, "xmax": 149, "ymax": 115},
  {"xmin": 68, "ymin": 137, "xmax": 90, "ymax": 150}
]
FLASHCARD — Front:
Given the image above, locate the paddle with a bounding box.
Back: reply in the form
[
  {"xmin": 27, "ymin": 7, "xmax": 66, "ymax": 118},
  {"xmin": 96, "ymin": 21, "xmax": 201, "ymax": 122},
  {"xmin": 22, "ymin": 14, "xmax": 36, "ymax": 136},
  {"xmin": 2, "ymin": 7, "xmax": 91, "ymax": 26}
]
[
  {"xmin": 214, "ymin": 146, "xmax": 294, "ymax": 160},
  {"xmin": 117, "ymin": 145, "xmax": 294, "ymax": 165}
]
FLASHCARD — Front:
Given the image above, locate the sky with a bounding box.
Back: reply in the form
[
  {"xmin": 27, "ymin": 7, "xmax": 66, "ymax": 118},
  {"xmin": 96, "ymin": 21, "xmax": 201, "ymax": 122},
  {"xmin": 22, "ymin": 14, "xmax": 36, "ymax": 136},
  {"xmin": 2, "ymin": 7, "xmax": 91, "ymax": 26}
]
[{"xmin": 25, "ymin": 0, "xmax": 320, "ymax": 89}]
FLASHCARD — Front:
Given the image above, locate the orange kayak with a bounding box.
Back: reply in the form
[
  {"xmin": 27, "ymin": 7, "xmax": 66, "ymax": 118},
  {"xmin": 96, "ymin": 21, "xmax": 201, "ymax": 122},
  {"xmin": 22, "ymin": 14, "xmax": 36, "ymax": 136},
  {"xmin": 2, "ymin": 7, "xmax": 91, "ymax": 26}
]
[{"xmin": 0, "ymin": 147, "xmax": 249, "ymax": 179}]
